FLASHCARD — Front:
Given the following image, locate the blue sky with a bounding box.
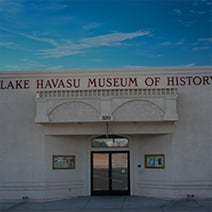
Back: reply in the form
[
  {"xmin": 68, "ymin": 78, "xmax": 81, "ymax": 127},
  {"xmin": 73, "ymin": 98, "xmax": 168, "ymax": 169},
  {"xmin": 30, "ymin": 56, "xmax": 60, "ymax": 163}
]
[{"xmin": 0, "ymin": 0, "xmax": 211, "ymax": 71}]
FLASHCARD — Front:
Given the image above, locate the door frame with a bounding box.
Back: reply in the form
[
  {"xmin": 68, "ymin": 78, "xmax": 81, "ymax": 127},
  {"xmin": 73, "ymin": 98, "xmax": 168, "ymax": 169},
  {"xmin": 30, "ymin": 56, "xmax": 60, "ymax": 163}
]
[{"xmin": 91, "ymin": 151, "xmax": 130, "ymax": 196}]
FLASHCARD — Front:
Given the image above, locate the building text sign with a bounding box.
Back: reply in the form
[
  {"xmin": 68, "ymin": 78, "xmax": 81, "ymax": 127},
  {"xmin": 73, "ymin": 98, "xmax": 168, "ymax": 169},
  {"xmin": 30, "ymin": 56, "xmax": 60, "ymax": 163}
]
[{"xmin": 0, "ymin": 74, "xmax": 212, "ymax": 90}]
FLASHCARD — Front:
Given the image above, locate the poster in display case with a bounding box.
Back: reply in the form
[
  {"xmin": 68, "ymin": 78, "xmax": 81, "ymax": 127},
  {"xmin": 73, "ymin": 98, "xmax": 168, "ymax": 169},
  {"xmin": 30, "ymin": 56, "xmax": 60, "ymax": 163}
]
[
  {"xmin": 145, "ymin": 154, "xmax": 165, "ymax": 169},
  {"xmin": 52, "ymin": 155, "xmax": 75, "ymax": 169}
]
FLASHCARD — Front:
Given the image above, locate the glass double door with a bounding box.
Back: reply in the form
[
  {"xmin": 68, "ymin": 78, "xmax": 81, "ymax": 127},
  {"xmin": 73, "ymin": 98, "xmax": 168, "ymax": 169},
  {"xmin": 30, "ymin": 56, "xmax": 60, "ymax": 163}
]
[{"xmin": 91, "ymin": 151, "xmax": 130, "ymax": 195}]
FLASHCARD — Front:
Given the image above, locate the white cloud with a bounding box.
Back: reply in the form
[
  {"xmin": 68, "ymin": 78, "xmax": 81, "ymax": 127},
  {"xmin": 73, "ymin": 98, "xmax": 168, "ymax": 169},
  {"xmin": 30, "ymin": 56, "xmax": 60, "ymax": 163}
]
[
  {"xmin": 185, "ymin": 63, "xmax": 196, "ymax": 66},
  {"xmin": 0, "ymin": 0, "xmax": 68, "ymax": 13},
  {"xmin": 38, "ymin": 30, "xmax": 150, "ymax": 58},
  {"xmin": 81, "ymin": 31, "xmax": 149, "ymax": 45},
  {"xmin": 20, "ymin": 33, "xmax": 58, "ymax": 46},
  {"xmin": 6, "ymin": 59, "xmax": 46, "ymax": 71},
  {"xmin": 191, "ymin": 37, "xmax": 212, "ymax": 52},
  {"xmin": 176, "ymin": 40, "xmax": 184, "ymax": 45},
  {"xmin": 174, "ymin": 9, "xmax": 182, "ymax": 15},
  {"xmin": 198, "ymin": 37, "xmax": 212, "ymax": 42},
  {"xmin": 178, "ymin": 20, "xmax": 193, "ymax": 27},
  {"xmin": 82, "ymin": 22, "xmax": 103, "ymax": 31},
  {"xmin": 158, "ymin": 41, "xmax": 171, "ymax": 46},
  {"xmin": 192, "ymin": 46, "xmax": 210, "ymax": 51},
  {"xmin": 5, "ymin": 58, "xmax": 65, "ymax": 71},
  {"xmin": 0, "ymin": 41, "xmax": 16, "ymax": 48}
]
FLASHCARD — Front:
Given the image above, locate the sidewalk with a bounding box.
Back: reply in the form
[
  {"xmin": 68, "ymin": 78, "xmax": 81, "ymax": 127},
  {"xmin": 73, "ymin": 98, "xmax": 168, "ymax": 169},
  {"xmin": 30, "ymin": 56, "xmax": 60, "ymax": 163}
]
[{"xmin": 1, "ymin": 196, "xmax": 211, "ymax": 212}]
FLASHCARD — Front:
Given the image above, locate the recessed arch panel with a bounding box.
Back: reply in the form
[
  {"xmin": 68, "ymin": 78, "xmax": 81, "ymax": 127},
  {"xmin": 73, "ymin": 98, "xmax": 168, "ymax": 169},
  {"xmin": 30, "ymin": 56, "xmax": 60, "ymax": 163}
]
[
  {"xmin": 49, "ymin": 101, "xmax": 100, "ymax": 122},
  {"xmin": 112, "ymin": 100, "xmax": 164, "ymax": 121}
]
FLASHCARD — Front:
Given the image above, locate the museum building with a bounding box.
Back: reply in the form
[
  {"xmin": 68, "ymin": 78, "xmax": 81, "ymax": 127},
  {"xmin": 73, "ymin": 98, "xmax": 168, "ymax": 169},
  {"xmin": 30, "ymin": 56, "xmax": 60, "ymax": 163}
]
[{"xmin": 0, "ymin": 67, "xmax": 212, "ymax": 201}]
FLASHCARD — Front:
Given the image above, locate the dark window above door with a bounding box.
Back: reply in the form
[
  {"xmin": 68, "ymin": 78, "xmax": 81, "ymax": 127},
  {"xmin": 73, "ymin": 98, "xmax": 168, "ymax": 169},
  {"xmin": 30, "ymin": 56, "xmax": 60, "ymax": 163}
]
[{"xmin": 91, "ymin": 135, "xmax": 129, "ymax": 148}]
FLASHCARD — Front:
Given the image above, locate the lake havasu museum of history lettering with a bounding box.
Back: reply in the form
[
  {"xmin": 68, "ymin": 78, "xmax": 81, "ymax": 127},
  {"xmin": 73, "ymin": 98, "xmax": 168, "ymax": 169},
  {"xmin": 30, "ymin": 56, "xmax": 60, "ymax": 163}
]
[{"xmin": 0, "ymin": 75, "xmax": 212, "ymax": 90}]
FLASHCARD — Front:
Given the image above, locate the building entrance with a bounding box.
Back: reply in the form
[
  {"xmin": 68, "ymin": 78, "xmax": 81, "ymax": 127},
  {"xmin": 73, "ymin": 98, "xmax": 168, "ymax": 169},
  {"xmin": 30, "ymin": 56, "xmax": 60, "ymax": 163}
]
[{"xmin": 91, "ymin": 151, "xmax": 130, "ymax": 195}]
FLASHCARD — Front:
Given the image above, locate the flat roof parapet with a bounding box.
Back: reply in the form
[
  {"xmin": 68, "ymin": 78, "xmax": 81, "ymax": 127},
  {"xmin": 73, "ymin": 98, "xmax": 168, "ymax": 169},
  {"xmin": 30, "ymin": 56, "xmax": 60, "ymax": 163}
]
[{"xmin": 35, "ymin": 88, "xmax": 177, "ymax": 99}]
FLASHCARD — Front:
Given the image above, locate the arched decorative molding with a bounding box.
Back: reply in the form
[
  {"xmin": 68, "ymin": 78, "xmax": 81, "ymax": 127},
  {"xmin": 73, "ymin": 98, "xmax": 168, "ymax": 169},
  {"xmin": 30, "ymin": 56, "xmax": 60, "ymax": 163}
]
[
  {"xmin": 112, "ymin": 99, "xmax": 164, "ymax": 114},
  {"xmin": 35, "ymin": 88, "xmax": 178, "ymax": 123},
  {"xmin": 48, "ymin": 100, "xmax": 99, "ymax": 116},
  {"xmin": 48, "ymin": 101, "xmax": 100, "ymax": 122},
  {"xmin": 112, "ymin": 99, "xmax": 164, "ymax": 121}
]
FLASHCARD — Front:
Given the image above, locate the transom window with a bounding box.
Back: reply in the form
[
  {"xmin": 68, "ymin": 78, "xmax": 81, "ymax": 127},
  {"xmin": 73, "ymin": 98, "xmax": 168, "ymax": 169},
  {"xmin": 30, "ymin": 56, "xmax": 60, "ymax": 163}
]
[{"xmin": 91, "ymin": 135, "xmax": 129, "ymax": 148}]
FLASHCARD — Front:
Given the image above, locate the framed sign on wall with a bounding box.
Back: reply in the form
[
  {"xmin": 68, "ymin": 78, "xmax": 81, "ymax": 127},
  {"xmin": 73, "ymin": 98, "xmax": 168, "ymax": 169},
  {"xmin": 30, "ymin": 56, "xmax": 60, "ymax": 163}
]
[
  {"xmin": 144, "ymin": 154, "xmax": 165, "ymax": 169},
  {"xmin": 52, "ymin": 155, "xmax": 76, "ymax": 169}
]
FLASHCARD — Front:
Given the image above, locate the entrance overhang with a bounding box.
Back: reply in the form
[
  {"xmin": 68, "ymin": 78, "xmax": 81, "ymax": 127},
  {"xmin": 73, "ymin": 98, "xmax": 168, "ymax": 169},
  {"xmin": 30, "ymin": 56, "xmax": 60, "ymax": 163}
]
[
  {"xmin": 42, "ymin": 122, "xmax": 176, "ymax": 135},
  {"xmin": 35, "ymin": 88, "xmax": 178, "ymax": 135}
]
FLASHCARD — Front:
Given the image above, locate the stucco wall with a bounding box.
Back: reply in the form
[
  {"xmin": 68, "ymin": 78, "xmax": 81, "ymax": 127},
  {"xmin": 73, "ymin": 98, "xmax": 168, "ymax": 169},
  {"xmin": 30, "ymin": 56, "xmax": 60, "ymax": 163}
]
[
  {"xmin": 0, "ymin": 67, "xmax": 211, "ymax": 200},
  {"xmin": 0, "ymin": 90, "xmax": 45, "ymax": 200}
]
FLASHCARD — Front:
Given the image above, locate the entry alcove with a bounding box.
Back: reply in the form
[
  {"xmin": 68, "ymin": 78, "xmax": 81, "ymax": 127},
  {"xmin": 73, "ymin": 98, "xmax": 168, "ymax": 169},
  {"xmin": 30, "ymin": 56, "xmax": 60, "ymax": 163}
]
[{"xmin": 34, "ymin": 88, "xmax": 178, "ymax": 198}]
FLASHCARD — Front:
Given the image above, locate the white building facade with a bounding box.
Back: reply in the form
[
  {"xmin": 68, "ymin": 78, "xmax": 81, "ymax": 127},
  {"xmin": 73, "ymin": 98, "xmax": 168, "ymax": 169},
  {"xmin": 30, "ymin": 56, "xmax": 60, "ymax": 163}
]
[{"xmin": 0, "ymin": 67, "xmax": 212, "ymax": 201}]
